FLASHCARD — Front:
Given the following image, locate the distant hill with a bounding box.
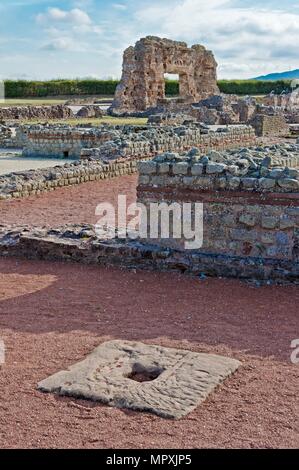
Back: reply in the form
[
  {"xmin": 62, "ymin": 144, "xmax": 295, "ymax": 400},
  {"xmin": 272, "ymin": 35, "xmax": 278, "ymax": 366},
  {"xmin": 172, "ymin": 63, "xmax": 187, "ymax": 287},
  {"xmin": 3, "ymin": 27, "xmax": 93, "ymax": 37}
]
[{"xmin": 253, "ymin": 69, "xmax": 299, "ymax": 81}]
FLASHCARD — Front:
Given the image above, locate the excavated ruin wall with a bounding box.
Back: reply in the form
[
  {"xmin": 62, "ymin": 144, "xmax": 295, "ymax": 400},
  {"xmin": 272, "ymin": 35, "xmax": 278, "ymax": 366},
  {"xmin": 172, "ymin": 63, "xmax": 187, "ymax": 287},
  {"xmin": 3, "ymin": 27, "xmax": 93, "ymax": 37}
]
[
  {"xmin": 23, "ymin": 125, "xmax": 256, "ymax": 160},
  {"xmin": 22, "ymin": 127, "xmax": 110, "ymax": 159},
  {"xmin": 0, "ymin": 105, "xmax": 74, "ymax": 121},
  {"xmin": 0, "ymin": 125, "xmax": 28, "ymax": 148},
  {"xmin": 0, "ymin": 159, "xmax": 142, "ymax": 200},
  {"xmin": 136, "ymin": 151, "xmax": 299, "ymax": 278}
]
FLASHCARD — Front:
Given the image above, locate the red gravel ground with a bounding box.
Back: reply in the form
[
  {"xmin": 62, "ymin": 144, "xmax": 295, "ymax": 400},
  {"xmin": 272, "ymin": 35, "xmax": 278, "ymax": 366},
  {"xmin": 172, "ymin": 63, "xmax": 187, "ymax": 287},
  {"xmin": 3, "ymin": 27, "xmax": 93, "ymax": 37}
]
[
  {"xmin": 0, "ymin": 258, "xmax": 298, "ymax": 449},
  {"xmin": 0, "ymin": 175, "xmax": 138, "ymax": 227},
  {"xmin": 0, "ymin": 176, "xmax": 298, "ymax": 448}
]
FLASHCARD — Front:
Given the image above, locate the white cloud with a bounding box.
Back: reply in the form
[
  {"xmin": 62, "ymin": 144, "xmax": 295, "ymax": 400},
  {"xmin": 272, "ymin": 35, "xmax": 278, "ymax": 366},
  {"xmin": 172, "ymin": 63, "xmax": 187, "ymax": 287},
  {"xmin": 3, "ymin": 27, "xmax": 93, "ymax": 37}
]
[
  {"xmin": 36, "ymin": 7, "xmax": 92, "ymax": 26},
  {"xmin": 36, "ymin": 6, "xmax": 104, "ymax": 53},
  {"xmin": 42, "ymin": 37, "xmax": 78, "ymax": 51},
  {"xmin": 134, "ymin": 0, "xmax": 299, "ymax": 78},
  {"xmin": 112, "ymin": 3, "xmax": 127, "ymax": 10}
]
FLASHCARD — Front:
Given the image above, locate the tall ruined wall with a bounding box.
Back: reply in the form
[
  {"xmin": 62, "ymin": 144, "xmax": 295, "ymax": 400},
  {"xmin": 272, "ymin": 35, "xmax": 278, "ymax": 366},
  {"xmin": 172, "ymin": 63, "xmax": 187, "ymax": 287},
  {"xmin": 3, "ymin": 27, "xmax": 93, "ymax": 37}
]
[{"xmin": 110, "ymin": 36, "xmax": 219, "ymax": 115}]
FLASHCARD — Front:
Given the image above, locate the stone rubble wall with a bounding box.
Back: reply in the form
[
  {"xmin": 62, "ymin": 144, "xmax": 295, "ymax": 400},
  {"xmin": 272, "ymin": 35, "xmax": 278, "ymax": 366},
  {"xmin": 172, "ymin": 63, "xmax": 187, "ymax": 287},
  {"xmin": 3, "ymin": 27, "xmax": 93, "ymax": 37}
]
[
  {"xmin": 0, "ymin": 158, "xmax": 142, "ymax": 201},
  {"xmin": 0, "ymin": 125, "xmax": 28, "ymax": 148},
  {"xmin": 262, "ymin": 89, "xmax": 299, "ymax": 109},
  {"xmin": 136, "ymin": 144, "xmax": 299, "ymax": 276},
  {"xmin": 80, "ymin": 126, "xmax": 256, "ymax": 160},
  {"xmin": 0, "ymin": 105, "xmax": 74, "ymax": 121},
  {"xmin": 0, "ymin": 224, "xmax": 298, "ymax": 280},
  {"xmin": 0, "ymin": 125, "xmax": 13, "ymax": 147},
  {"xmin": 22, "ymin": 123, "xmax": 256, "ymax": 160},
  {"xmin": 22, "ymin": 125, "xmax": 118, "ymax": 158}
]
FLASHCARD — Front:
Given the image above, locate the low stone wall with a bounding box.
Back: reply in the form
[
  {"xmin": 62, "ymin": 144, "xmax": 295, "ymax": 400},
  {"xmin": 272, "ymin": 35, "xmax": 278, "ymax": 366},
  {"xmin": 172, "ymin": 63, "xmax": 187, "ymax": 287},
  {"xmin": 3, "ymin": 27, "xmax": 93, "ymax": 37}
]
[
  {"xmin": 22, "ymin": 123, "xmax": 256, "ymax": 160},
  {"xmin": 136, "ymin": 144, "xmax": 299, "ymax": 279},
  {"xmin": 0, "ymin": 125, "xmax": 13, "ymax": 147},
  {"xmin": 0, "ymin": 224, "xmax": 298, "ymax": 280},
  {"xmin": 0, "ymin": 158, "xmax": 141, "ymax": 200},
  {"xmin": 0, "ymin": 105, "xmax": 74, "ymax": 121},
  {"xmin": 22, "ymin": 125, "xmax": 116, "ymax": 159},
  {"xmin": 82, "ymin": 126, "xmax": 256, "ymax": 160},
  {"xmin": 250, "ymin": 114, "xmax": 289, "ymax": 137}
]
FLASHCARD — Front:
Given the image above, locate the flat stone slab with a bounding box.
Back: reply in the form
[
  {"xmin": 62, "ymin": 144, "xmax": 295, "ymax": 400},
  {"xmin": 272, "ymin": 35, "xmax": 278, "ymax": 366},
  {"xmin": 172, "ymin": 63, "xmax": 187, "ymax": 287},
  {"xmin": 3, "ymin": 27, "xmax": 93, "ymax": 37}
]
[{"xmin": 37, "ymin": 340, "xmax": 241, "ymax": 419}]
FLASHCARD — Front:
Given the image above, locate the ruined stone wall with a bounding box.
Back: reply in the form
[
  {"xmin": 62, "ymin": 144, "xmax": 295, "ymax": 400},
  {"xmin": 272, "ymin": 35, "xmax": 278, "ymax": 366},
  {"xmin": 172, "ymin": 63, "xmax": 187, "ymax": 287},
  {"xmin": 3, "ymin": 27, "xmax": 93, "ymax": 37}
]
[
  {"xmin": 136, "ymin": 145, "xmax": 299, "ymax": 278},
  {"xmin": 110, "ymin": 36, "xmax": 219, "ymax": 115},
  {"xmin": 0, "ymin": 158, "xmax": 141, "ymax": 201},
  {"xmin": 80, "ymin": 126, "xmax": 256, "ymax": 160},
  {"xmin": 250, "ymin": 114, "xmax": 289, "ymax": 137},
  {"xmin": 0, "ymin": 105, "xmax": 74, "ymax": 121},
  {"xmin": 22, "ymin": 124, "xmax": 256, "ymax": 161},
  {"xmin": 262, "ymin": 90, "xmax": 299, "ymax": 109},
  {"xmin": 22, "ymin": 126, "xmax": 116, "ymax": 158},
  {"xmin": 0, "ymin": 125, "xmax": 13, "ymax": 147}
]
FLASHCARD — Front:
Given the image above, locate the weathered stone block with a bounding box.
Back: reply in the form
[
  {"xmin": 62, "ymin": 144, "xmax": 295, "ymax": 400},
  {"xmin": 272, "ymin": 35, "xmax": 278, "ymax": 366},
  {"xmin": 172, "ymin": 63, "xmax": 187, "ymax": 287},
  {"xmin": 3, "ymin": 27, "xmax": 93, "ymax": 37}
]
[
  {"xmin": 191, "ymin": 164, "xmax": 204, "ymax": 176},
  {"xmin": 37, "ymin": 340, "xmax": 240, "ymax": 420},
  {"xmin": 172, "ymin": 163, "xmax": 189, "ymax": 175},
  {"xmin": 261, "ymin": 216, "xmax": 279, "ymax": 229},
  {"xmin": 239, "ymin": 214, "xmax": 256, "ymax": 227}
]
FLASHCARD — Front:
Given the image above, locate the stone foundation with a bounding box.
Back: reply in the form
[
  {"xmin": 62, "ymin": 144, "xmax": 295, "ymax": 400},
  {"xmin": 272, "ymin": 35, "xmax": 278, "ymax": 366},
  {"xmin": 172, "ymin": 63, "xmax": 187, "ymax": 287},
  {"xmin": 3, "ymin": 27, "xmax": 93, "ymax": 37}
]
[
  {"xmin": 22, "ymin": 123, "xmax": 256, "ymax": 160},
  {"xmin": 0, "ymin": 223, "xmax": 298, "ymax": 280},
  {"xmin": 0, "ymin": 158, "xmax": 140, "ymax": 200},
  {"xmin": 137, "ymin": 144, "xmax": 299, "ymax": 278}
]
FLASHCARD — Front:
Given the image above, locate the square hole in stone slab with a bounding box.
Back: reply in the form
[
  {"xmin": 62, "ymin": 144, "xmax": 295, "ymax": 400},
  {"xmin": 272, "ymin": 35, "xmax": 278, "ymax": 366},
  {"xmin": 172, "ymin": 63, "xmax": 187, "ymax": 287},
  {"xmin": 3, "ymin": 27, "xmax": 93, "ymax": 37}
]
[
  {"xmin": 37, "ymin": 340, "xmax": 241, "ymax": 419},
  {"xmin": 125, "ymin": 363, "xmax": 165, "ymax": 383}
]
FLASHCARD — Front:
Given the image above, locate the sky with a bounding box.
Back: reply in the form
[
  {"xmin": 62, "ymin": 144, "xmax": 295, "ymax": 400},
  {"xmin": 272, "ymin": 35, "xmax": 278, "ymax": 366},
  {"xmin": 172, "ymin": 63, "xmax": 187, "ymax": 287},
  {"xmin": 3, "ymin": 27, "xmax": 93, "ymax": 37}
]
[{"xmin": 0, "ymin": 0, "xmax": 298, "ymax": 80}]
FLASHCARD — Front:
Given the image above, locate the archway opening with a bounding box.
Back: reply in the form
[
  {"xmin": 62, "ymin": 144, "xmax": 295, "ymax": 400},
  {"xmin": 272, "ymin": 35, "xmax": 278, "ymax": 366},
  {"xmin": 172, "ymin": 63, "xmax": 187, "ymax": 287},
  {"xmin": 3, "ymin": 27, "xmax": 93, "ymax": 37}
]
[{"xmin": 164, "ymin": 73, "xmax": 179, "ymax": 99}]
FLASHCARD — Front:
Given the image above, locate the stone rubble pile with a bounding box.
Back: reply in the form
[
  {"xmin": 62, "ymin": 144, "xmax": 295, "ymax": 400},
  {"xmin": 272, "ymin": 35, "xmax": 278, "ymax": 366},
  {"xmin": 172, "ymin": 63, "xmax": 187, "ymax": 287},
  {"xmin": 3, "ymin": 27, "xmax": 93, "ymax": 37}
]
[
  {"xmin": 0, "ymin": 105, "xmax": 75, "ymax": 121},
  {"xmin": 76, "ymin": 105, "xmax": 104, "ymax": 118}
]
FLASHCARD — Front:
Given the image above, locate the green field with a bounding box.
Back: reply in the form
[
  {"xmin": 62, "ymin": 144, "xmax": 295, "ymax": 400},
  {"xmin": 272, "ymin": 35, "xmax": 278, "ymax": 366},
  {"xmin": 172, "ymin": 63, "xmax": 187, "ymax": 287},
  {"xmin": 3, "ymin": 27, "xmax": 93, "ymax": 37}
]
[
  {"xmin": 0, "ymin": 96, "xmax": 114, "ymax": 107},
  {"xmin": 21, "ymin": 115, "xmax": 148, "ymax": 126},
  {"xmin": 0, "ymin": 98, "xmax": 66, "ymax": 107}
]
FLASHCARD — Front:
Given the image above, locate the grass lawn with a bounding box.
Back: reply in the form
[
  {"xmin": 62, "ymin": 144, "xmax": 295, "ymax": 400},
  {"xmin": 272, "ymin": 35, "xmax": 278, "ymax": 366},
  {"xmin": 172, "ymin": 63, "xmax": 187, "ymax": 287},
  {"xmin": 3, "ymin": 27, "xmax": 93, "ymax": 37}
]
[
  {"xmin": 0, "ymin": 98, "xmax": 66, "ymax": 107},
  {"xmin": 0, "ymin": 96, "xmax": 115, "ymax": 107},
  {"xmin": 21, "ymin": 116, "xmax": 148, "ymax": 126}
]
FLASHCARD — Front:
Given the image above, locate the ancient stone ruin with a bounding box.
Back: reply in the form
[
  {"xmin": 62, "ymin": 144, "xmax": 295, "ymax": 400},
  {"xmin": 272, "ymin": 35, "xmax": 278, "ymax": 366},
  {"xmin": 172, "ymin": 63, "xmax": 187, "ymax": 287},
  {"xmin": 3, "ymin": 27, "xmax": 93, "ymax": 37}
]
[
  {"xmin": 20, "ymin": 123, "xmax": 255, "ymax": 161},
  {"xmin": 136, "ymin": 144, "xmax": 299, "ymax": 279},
  {"xmin": 110, "ymin": 36, "xmax": 219, "ymax": 115}
]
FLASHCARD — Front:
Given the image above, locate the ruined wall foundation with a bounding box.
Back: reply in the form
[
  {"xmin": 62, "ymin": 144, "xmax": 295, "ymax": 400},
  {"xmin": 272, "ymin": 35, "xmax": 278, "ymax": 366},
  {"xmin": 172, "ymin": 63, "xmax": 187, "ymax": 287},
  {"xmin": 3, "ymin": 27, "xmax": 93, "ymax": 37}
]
[{"xmin": 136, "ymin": 144, "xmax": 299, "ymax": 279}]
